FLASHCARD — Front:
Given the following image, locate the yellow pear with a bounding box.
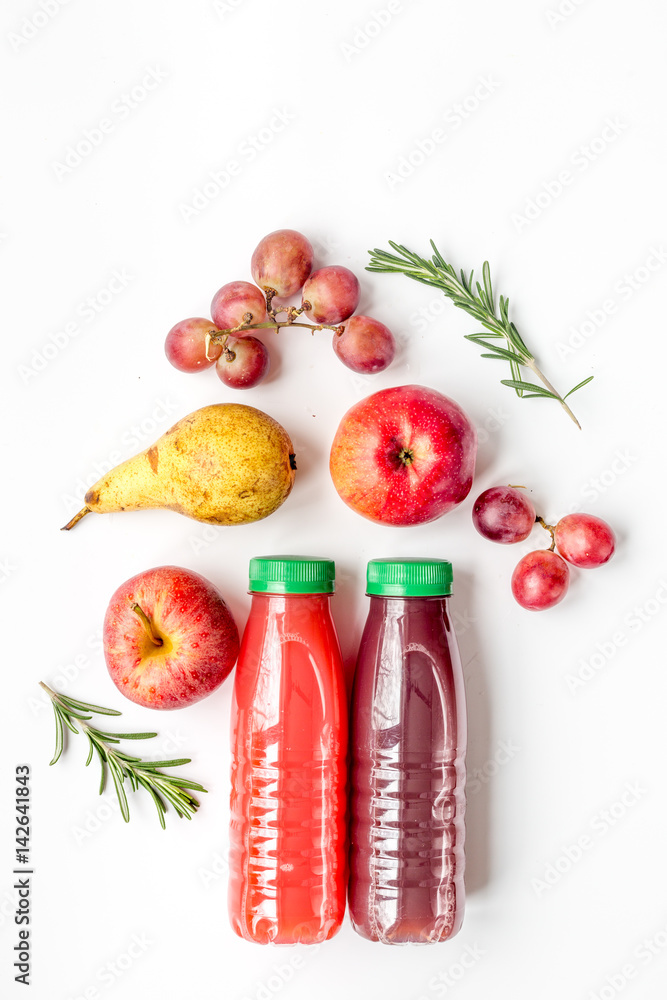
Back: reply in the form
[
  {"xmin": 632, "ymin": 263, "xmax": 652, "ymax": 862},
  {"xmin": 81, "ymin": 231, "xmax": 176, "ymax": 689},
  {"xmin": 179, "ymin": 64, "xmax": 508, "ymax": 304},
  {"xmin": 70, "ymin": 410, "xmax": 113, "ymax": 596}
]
[{"xmin": 62, "ymin": 403, "xmax": 296, "ymax": 530}]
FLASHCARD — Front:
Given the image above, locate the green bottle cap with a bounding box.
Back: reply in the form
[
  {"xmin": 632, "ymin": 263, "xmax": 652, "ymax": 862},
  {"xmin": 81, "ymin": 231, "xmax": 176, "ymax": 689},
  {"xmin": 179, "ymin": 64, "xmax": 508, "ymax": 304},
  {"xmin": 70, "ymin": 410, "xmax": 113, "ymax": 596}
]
[
  {"xmin": 366, "ymin": 558, "xmax": 453, "ymax": 597},
  {"xmin": 248, "ymin": 555, "xmax": 335, "ymax": 594}
]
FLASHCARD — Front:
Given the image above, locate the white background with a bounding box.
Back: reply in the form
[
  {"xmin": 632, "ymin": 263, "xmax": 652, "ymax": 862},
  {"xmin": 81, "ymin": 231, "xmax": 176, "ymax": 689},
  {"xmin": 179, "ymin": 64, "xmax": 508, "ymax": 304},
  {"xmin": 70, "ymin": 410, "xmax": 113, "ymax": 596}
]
[{"xmin": 2, "ymin": 0, "xmax": 667, "ymax": 998}]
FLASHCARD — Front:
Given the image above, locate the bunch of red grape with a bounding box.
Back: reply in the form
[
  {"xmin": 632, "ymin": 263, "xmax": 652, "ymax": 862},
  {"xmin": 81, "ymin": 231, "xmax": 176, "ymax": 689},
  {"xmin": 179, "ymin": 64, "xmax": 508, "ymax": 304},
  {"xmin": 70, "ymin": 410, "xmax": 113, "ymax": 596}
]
[
  {"xmin": 165, "ymin": 229, "xmax": 396, "ymax": 389},
  {"xmin": 472, "ymin": 485, "xmax": 616, "ymax": 611}
]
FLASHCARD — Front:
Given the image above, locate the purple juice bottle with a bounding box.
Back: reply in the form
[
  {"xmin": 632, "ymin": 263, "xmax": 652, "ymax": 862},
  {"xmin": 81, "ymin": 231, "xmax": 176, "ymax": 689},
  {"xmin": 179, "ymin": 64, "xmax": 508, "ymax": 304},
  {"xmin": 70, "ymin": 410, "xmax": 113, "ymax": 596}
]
[{"xmin": 349, "ymin": 559, "xmax": 466, "ymax": 944}]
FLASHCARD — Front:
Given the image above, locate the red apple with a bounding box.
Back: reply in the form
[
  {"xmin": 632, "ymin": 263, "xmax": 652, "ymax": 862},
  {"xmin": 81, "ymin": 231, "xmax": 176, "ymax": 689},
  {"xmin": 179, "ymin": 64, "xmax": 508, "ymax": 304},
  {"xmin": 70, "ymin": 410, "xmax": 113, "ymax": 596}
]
[
  {"xmin": 103, "ymin": 566, "xmax": 239, "ymax": 709},
  {"xmin": 329, "ymin": 384, "xmax": 477, "ymax": 526}
]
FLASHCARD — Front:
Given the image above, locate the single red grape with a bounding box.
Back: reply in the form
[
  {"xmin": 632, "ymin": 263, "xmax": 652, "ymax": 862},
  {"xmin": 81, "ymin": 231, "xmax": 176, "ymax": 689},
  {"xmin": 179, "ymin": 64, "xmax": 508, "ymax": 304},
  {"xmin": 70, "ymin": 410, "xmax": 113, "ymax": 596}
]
[
  {"xmin": 302, "ymin": 265, "xmax": 360, "ymax": 324},
  {"xmin": 251, "ymin": 229, "xmax": 313, "ymax": 297},
  {"xmin": 332, "ymin": 315, "xmax": 395, "ymax": 373},
  {"xmin": 511, "ymin": 550, "xmax": 569, "ymax": 611},
  {"xmin": 472, "ymin": 486, "xmax": 536, "ymax": 544},
  {"xmin": 165, "ymin": 317, "xmax": 221, "ymax": 372},
  {"xmin": 554, "ymin": 513, "xmax": 616, "ymax": 568},
  {"xmin": 211, "ymin": 281, "xmax": 266, "ymax": 333},
  {"xmin": 215, "ymin": 336, "xmax": 269, "ymax": 389}
]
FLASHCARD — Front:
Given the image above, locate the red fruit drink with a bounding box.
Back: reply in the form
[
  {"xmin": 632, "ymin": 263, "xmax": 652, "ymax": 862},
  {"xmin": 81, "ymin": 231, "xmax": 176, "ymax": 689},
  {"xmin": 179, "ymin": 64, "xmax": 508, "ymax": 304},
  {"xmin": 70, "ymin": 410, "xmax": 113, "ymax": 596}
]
[
  {"xmin": 229, "ymin": 556, "xmax": 348, "ymax": 944},
  {"xmin": 349, "ymin": 559, "xmax": 466, "ymax": 944}
]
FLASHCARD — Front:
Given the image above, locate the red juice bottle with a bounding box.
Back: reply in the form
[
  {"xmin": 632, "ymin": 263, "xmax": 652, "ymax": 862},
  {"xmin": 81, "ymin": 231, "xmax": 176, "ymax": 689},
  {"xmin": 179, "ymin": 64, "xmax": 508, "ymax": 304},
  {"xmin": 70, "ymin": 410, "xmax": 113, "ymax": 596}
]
[
  {"xmin": 349, "ymin": 559, "xmax": 466, "ymax": 944},
  {"xmin": 228, "ymin": 556, "xmax": 348, "ymax": 944}
]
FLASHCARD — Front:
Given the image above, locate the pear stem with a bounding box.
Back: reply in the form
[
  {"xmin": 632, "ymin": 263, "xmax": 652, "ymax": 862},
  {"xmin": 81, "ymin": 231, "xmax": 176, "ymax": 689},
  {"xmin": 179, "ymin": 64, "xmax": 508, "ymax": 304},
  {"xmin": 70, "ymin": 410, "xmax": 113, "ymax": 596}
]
[
  {"xmin": 130, "ymin": 603, "xmax": 163, "ymax": 646},
  {"xmin": 61, "ymin": 507, "xmax": 91, "ymax": 531}
]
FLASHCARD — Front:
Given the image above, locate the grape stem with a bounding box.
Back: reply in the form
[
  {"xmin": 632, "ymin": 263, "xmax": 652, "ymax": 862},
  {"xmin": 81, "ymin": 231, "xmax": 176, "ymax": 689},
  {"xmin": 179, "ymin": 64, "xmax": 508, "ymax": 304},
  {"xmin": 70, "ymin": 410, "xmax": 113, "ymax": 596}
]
[
  {"xmin": 207, "ymin": 294, "xmax": 344, "ymax": 347},
  {"xmin": 536, "ymin": 516, "xmax": 556, "ymax": 551},
  {"xmin": 210, "ymin": 319, "xmax": 344, "ymax": 341},
  {"xmin": 203, "ymin": 290, "xmax": 343, "ymax": 361},
  {"xmin": 265, "ymin": 288, "xmax": 278, "ymax": 315}
]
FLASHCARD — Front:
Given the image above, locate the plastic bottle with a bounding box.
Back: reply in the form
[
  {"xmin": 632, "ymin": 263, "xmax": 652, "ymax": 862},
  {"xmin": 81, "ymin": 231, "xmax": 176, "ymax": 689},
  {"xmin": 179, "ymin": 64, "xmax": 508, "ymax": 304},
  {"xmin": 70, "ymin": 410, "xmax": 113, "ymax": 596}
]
[
  {"xmin": 349, "ymin": 558, "xmax": 466, "ymax": 944},
  {"xmin": 228, "ymin": 555, "xmax": 348, "ymax": 944}
]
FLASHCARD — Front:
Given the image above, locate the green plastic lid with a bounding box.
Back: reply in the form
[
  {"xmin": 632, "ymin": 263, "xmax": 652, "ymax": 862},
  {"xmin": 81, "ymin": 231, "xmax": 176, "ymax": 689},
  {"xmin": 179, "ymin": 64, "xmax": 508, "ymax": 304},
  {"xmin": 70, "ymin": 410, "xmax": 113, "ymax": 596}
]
[
  {"xmin": 366, "ymin": 558, "xmax": 453, "ymax": 597},
  {"xmin": 248, "ymin": 555, "xmax": 335, "ymax": 594}
]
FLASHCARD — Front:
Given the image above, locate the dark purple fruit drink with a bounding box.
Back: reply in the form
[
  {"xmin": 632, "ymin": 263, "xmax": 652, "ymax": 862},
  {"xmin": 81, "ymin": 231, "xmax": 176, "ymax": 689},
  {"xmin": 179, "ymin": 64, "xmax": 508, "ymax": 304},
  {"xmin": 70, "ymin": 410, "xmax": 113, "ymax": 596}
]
[{"xmin": 349, "ymin": 559, "xmax": 466, "ymax": 944}]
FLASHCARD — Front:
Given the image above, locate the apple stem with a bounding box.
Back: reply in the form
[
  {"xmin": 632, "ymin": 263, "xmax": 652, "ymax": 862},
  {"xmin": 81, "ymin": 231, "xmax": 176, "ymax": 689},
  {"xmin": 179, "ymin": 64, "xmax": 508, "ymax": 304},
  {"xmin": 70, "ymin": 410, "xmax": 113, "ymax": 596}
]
[
  {"xmin": 61, "ymin": 507, "xmax": 91, "ymax": 531},
  {"xmin": 130, "ymin": 602, "xmax": 163, "ymax": 646}
]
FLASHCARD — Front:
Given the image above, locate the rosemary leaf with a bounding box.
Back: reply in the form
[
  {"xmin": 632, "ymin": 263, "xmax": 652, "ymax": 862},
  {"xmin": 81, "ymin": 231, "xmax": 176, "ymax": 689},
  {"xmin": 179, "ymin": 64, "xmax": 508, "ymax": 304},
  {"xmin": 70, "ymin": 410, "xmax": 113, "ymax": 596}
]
[
  {"xmin": 482, "ymin": 260, "xmax": 494, "ymax": 306},
  {"xmin": 49, "ymin": 703, "xmax": 65, "ymax": 766},
  {"xmin": 480, "ymin": 347, "xmax": 527, "ymax": 364},
  {"xmin": 108, "ymin": 759, "xmax": 130, "ymax": 823},
  {"xmin": 500, "ymin": 379, "xmax": 558, "ymax": 398},
  {"xmin": 95, "ymin": 744, "xmax": 107, "ymax": 795},
  {"xmin": 52, "ymin": 702, "xmax": 93, "ymax": 722},
  {"xmin": 111, "ymin": 751, "xmax": 144, "ymax": 764},
  {"xmin": 56, "ymin": 692, "xmax": 121, "ymax": 716},
  {"xmin": 92, "ymin": 730, "xmax": 158, "ymax": 741},
  {"xmin": 564, "ymin": 375, "xmax": 595, "ymax": 399},
  {"xmin": 56, "ymin": 704, "xmax": 80, "ymax": 735},
  {"xmin": 136, "ymin": 776, "xmax": 167, "ymax": 829},
  {"xmin": 163, "ymin": 777, "xmax": 208, "ymax": 791},
  {"xmin": 133, "ymin": 758, "xmax": 194, "ymax": 770}
]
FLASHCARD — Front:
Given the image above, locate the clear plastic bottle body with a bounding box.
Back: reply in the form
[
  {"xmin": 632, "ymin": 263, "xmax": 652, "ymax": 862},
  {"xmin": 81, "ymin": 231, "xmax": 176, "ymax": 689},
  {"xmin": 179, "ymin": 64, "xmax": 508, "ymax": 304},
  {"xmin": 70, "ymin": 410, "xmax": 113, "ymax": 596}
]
[
  {"xmin": 349, "ymin": 595, "xmax": 466, "ymax": 944},
  {"xmin": 229, "ymin": 593, "xmax": 348, "ymax": 944}
]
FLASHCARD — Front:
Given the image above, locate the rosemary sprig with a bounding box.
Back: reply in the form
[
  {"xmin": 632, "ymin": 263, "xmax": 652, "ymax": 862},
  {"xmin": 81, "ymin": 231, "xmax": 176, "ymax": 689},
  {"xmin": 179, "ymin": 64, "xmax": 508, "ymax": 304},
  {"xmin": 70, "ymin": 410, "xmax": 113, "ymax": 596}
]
[
  {"xmin": 367, "ymin": 241, "xmax": 593, "ymax": 429},
  {"xmin": 40, "ymin": 682, "xmax": 206, "ymax": 828}
]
